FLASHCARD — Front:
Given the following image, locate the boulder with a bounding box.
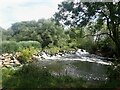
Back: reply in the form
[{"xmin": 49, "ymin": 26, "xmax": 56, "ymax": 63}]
[
  {"xmin": 14, "ymin": 59, "xmax": 21, "ymax": 65},
  {"xmin": 3, "ymin": 61, "xmax": 10, "ymax": 65},
  {"xmin": 0, "ymin": 53, "xmax": 22, "ymax": 67},
  {"xmin": 0, "ymin": 56, "xmax": 4, "ymax": 60}
]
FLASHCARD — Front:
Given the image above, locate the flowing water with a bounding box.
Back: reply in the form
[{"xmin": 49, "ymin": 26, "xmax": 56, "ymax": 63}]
[
  {"xmin": 36, "ymin": 60, "xmax": 110, "ymax": 83},
  {"xmin": 34, "ymin": 49, "xmax": 114, "ymax": 85}
]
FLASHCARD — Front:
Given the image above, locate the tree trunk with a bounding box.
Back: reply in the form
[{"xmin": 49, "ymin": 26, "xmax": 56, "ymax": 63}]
[{"xmin": 114, "ymin": 40, "xmax": 120, "ymax": 59}]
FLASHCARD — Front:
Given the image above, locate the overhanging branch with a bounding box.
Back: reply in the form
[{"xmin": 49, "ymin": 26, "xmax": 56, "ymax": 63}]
[{"xmin": 82, "ymin": 32, "xmax": 109, "ymax": 38}]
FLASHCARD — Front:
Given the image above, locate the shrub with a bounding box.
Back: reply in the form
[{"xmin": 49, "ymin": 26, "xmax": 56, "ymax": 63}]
[
  {"xmin": 1, "ymin": 41, "xmax": 41, "ymax": 54},
  {"xmin": 78, "ymin": 38, "xmax": 94, "ymax": 52},
  {"xmin": 2, "ymin": 63, "xmax": 86, "ymax": 88},
  {"xmin": 44, "ymin": 47, "xmax": 61, "ymax": 55},
  {"xmin": 1, "ymin": 41, "xmax": 18, "ymax": 53},
  {"xmin": 17, "ymin": 41, "xmax": 41, "ymax": 51},
  {"xmin": 17, "ymin": 47, "xmax": 37, "ymax": 64}
]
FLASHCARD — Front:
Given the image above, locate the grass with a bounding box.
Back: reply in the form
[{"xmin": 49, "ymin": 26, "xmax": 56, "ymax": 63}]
[
  {"xmin": 2, "ymin": 62, "xmax": 120, "ymax": 89},
  {"xmin": 2, "ymin": 63, "xmax": 86, "ymax": 89}
]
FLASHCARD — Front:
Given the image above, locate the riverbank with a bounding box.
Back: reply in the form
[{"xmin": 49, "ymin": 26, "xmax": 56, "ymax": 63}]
[
  {"xmin": 1, "ymin": 61, "xmax": 109, "ymax": 89},
  {"xmin": 0, "ymin": 49, "xmax": 113, "ymax": 68},
  {"xmin": 2, "ymin": 60, "xmax": 120, "ymax": 89},
  {"xmin": 1, "ymin": 49, "xmax": 120, "ymax": 89},
  {"xmin": 0, "ymin": 53, "xmax": 21, "ymax": 68}
]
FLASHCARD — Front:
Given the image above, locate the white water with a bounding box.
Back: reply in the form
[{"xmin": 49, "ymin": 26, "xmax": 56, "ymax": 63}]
[{"xmin": 38, "ymin": 49, "xmax": 112, "ymax": 65}]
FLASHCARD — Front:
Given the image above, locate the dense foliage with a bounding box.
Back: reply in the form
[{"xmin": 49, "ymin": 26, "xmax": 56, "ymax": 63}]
[
  {"xmin": 1, "ymin": 63, "xmax": 96, "ymax": 88},
  {"xmin": 17, "ymin": 47, "xmax": 37, "ymax": 63},
  {"xmin": 0, "ymin": 41, "xmax": 41, "ymax": 54},
  {"xmin": 1, "ymin": 1, "xmax": 120, "ymax": 89},
  {"xmin": 54, "ymin": 1, "xmax": 120, "ymax": 58},
  {"xmin": 8, "ymin": 19, "xmax": 68, "ymax": 48}
]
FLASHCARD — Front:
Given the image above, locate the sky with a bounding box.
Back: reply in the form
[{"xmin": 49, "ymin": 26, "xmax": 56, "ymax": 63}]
[{"xmin": 0, "ymin": 0, "xmax": 64, "ymax": 29}]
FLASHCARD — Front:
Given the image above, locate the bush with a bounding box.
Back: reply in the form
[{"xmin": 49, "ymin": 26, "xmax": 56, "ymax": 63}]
[
  {"xmin": 0, "ymin": 41, "xmax": 18, "ymax": 53},
  {"xmin": 17, "ymin": 41, "xmax": 41, "ymax": 51},
  {"xmin": 1, "ymin": 41, "xmax": 41, "ymax": 54},
  {"xmin": 78, "ymin": 38, "xmax": 94, "ymax": 52},
  {"xmin": 2, "ymin": 63, "xmax": 86, "ymax": 88},
  {"xmin": 44, "ymin": 47, "xmax": 61, "ymax": 55},
  {"xmin": 17, "ymin": 47, "xmax": 37, "ymax": 64}
]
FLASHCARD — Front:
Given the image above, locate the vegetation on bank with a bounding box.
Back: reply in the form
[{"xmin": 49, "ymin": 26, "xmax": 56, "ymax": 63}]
[
  {"xmin": 1, "ymin": 1, "xmax": 120, "ymax": 89},
  {"xmin": 1, "ymin": 63, "xmax": 105, "ymax": 89},
  {"xmin": 54, "ymin": 1, "xmax": 120, "ymax": 58},
  {"xmin": 2, "ymin": 64, "xmax": 86, "ymax": 89},
  {"xmin": 2, "ymin": 63, "xmax": 120, "ymax": 89},
  {"xmin": 1, "ymin": 20, "xmax": 116, "ymax": 58},
  {"xmin": 0, "ymin": 41, "xmax": 41, "ymax": 54}
]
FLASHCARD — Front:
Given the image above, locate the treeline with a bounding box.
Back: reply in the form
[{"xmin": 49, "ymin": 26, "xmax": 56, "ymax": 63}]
[
  {"xmin": 1, "ymin": 18, "xmax": 116, "ymax": 58},
  {"xmin": 54, "ymin": 1, "xmax": 120, "ymax": 58},
  {"xmin": 3, "ymin": 19, "xmax": 68, "ymax": 48},
  {"xmin": 0, "ymin": 41, "xmax": 40, "ymax": 54}
]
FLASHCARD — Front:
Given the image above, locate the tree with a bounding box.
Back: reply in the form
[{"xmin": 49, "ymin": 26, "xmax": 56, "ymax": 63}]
[
  {"xmin": 0, "ymin": 27, "xmax": 13, "ymax": 41},
  {"xmin": 9, "ymin": 19, "xmax": 68, "ymax": 48},
  {"xmin": 54, "ymin": 1, "xmax": 120, "ymax": 58}
]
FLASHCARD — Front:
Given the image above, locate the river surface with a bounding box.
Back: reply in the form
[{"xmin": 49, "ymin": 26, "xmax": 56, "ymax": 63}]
[
  {"xmin": 35, "ymin": 60, "xmax": 110, "ymax": 84},
  {"xmin": 32, "ymin": 49, "xmax": 114, "ymax": 85}
]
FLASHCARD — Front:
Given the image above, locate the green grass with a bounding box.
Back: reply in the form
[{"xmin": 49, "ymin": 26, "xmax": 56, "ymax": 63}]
[
  {"xmin": 2, "ymin": 63, "xmax": 120, "ymax": 89},
  {"xmin": 2, "ymin": 64, "xmax": 86, "ymax": 89}
]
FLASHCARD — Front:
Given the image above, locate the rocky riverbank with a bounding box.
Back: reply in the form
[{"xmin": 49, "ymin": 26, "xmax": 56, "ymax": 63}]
[
  {"xmin": 34, "ymin": 49, "xmax": 113, "ymax": 65},
  {"xmin": 0, "ymin": 49, "xmax": 113, "ymax": 68},
  {"xmin": 0, "ymin": 53, "xmax": 21, "ymax": 68}
]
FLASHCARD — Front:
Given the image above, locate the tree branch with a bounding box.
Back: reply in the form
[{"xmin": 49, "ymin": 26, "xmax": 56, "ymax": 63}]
[
  {"xmin": 82, "ymin": 32, "xmax": 109, "ymax": 38},
  {"xmin": 97, "ymin": 9, "xmax": 115, "ymax": 41}
]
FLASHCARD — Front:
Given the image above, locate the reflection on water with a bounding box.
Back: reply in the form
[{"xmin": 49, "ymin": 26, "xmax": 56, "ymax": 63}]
[{"xmin": 36, "ymin": 60, "xmax": 110, "ymax": 83}]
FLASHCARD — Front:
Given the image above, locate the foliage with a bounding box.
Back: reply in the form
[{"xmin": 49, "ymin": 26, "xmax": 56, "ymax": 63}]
[
  {"xmin": 17, "ymin": 41, "xmax": 41, "ymax": 51},
  {"xmin": 78, "ymin": 37, "xmax": 95, "ymax": 53},
  {"xmin": 54, "ymin": 1, "xmax": 120, "ymax": 58},
  {"xmin": 0, "ymin": 41, "xmax": 41, "ymax": 54},
  {"xmin": 16, "ymin": 47, "xmax": 37, "ymax": 64},
  {"xmin": 100, "ymin": 64, "xmax": 120, "ymax": 88},
  {"xmin": 9, "ymin": 19, "xmax": 68, "ymax": 48},
  {"xmin": 2, "ymin": 63, "xmax": 86, "ymax": 89},
  {"xmin": 3, "ymin": 63, "xmax": 120, "ymax": 89},
  {"xmin": 0, "ymin": 41, "xmax": 18, "ymax": 54},
  {"xmin": 97, "ymin": 37, "xmax": 116, "ymax": 56},
  {"xmin": 44, "ymin": 46, "xmax": 61, "ymax": 55}
]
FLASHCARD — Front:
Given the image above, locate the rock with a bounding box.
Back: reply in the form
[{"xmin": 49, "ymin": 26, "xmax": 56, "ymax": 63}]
[
  {"xmin": 0, "ymin": 61, "xmax": 2, "ymax": 66},
  {"xmin": 5, "ymin": 64, "xmax": 12, "ymax": 68},
  {"xmin": 9, "ymin": 54, "xmax": 13, "ymax": 57},
  {"xmin": 3, "ymin": 61, "xmax": 10, "ymax": 65},
  {"xmin": 0, "ymin": 53, "xmax": 22, "ymax": 67},
  {"xmin": 14, "ymin": 60, "xmax": 21, "ymax": 65},
  {"xmin": 0, "ymin": 56, "xmax": 5, "ymax": 60},
  {"xmin": 10, "ymin": 56, "xmax": 14, "ymax": 60},
  {"xmin": 2, "ymin": 53, "xmax": 9, "ymax": 57},
  {"xmin": 10, "ymin": 60, "xmax": 14, "ymax": 63},
  {"xmin": 32, "ymin": 55, "xmax": 41, "ymax": 61},
  {"xmin": 10, "ymin": 63, "xmax": 15, "ymax": 66},
  {"xmin": 4, "ymin": 58, "xmax": 11, "ymax": 62},
  {"xmin": 15, "ymin": 52, "xmax": 21, "ymax": 57}
]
